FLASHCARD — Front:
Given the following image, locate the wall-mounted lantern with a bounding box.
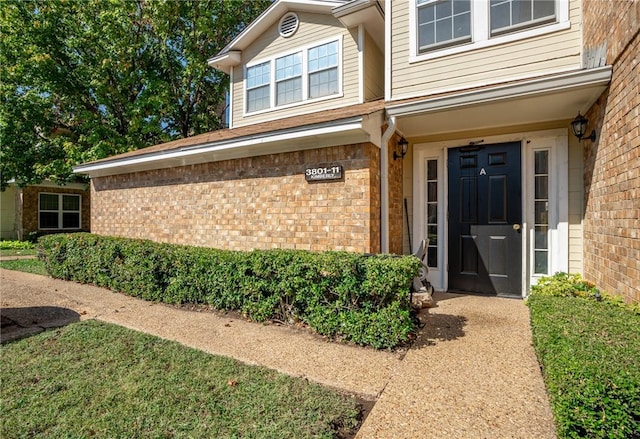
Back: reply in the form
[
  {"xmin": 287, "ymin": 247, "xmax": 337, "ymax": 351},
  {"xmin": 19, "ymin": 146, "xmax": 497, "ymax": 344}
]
[
  {"xmin": 394, "ymin": 137, "xmax": 409, "ymax": 160},
  {"xmin": 571, "ymin": 113, "xmax": 596, "ymax": 142}
]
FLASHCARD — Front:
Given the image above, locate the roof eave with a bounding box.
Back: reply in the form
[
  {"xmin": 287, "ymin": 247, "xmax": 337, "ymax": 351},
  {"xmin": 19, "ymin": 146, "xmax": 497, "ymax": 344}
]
[
  {"xmin": 73, "ymin": 114, "xmax": 381, "ymax": 178},
  {"xmin": 386, "ymin": 66, "xmax": 613, "ymax": 117}
]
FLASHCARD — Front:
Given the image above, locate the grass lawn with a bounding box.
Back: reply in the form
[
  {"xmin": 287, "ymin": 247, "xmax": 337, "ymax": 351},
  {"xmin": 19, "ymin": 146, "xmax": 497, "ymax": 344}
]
[
  {"xmin": 0, "ymin": 258, "xmax": 47, "ymax": 276},
  {"xmin": 1, "ymin": 320, "xmax": 361, "ymax": 438},
  {"xmin": 0, "ymin": 248, "xmax": 38, "ymax": 257},
  {"xmin": 528, "ymin": 294, "xmax": 640, "ymax": 439}
]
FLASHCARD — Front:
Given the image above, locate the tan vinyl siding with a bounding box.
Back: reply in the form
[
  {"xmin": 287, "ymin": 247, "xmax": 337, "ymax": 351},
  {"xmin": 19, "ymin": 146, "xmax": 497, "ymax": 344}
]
[
  {"xmin": 568, "ymin": 135, "xmax": 584, "ymax": 273},
  {"xmin": 0, "ymin": 185, "xmax": 18, "ymax": 240},
  {"xmin": 364, "ymin": 31, "xmax": 384, "ymax": 101},
  {"xmin": 390, "ymin": 0, "xmax": 582, "ymax": 100},
  {"xmin": 232, "ymin": 12, "xmax": 360, "ymax": 128}
]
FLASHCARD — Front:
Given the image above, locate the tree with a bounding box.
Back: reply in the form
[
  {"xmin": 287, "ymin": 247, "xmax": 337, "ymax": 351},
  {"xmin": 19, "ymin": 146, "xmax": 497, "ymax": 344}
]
[{"xmin": 0, "ymin": 0, "xmax": 270, "ymax": 188}]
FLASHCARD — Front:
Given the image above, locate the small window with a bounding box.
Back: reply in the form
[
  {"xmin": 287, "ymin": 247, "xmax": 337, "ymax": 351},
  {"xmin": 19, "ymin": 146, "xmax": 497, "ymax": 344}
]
[
  {"xmin": 490, "ymin": 0, "xmax": 555, "ymax": 36},
  {"xmin": 426, "ymin": 159, "xmax": 438, "ymax": 268},
  {"xmin": 417, "ymin": 0, "xmax": 471, "ymax": 53},
  {"xmin": 533, "ymin": 150, "xmax": 549, "ymax": 274},
  {"xmin": 308, "ymin": 41, "xmax": 339, "ymax": 99},
  {"xmin": 279, "ymin": 12, "xmax": 299, "ymax": 38},
  {"xmin": 39, "ymin": 193, "xmax": 81, "ymax": 230},
  {"xmin": 246, "ymin": 61, "xmax": 271, "ymax": 112}
]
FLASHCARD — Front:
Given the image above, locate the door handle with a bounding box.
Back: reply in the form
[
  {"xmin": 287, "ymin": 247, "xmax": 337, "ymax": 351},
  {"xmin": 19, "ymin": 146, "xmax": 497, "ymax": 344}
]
[{"xmin": 513, "ymin": 224, "xmax": 521, "ymax": 231}]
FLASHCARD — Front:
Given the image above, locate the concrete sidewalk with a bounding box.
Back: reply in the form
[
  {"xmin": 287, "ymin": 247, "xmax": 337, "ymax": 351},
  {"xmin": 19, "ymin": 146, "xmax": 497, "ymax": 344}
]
[{"xmin": 0, "ymin": 268, "xmax": 557, "ymax": 438}]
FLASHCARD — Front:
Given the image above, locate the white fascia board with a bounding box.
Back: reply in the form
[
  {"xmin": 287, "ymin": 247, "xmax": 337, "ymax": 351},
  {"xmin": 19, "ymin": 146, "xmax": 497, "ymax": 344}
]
[
  {"xmin": 207, "ymin": 51, "xmax": 241, "ymax": 74},
  {"xmin": 386, "ymin": 66, "xmax": 612, "ymax": 117},
  {"xmin": 333, "ymin": 0, "xmax": 383, "ymax": 18},
  {"xmin": 73, "ymin": 116, "xmax": 370, "ymax": 177}
]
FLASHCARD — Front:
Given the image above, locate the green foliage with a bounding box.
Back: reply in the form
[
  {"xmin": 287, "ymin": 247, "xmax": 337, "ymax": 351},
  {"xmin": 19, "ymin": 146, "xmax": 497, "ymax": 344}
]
[
  {"xmin": 530, "ymin": 272, "xmax": 633, "ymax": 312},
  {"xmin": 0, "ymin": 0, "xmax": 270, "ymax": 187},
  {"xmin": 0, "ymin": 259, "xmax": 47, "ymax": 276},
  {"xmin": 0, "ymin": 240, "xmax": 35, "ymax": 250},
  {"xmin": 38, "ymin": 234, "xmax": 421, "ymax": 349},
  {"xmin": 1, "ymin": 320, "xmax": 361, "ymax": 438},
  {"xmin": 528, "ymin": 294, "xmax": 640, "ymax": 438}
]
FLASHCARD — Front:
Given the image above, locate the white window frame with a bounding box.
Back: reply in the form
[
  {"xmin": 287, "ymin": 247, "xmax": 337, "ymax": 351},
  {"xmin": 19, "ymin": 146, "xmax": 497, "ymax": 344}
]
[
  {"xmin": 243, "ymin": 36, "xmax": 343, "ymax": 116},
  {"xmin": 246, "ymin": 61, "xmax": 271, "ymax": 113},
  {"xmin": 38, "ymin": 192, "xmax": 82, "ymax": 231},
  {"xmin": 409, "ymin": 0, "xmax": 570, "ymax": 63}
]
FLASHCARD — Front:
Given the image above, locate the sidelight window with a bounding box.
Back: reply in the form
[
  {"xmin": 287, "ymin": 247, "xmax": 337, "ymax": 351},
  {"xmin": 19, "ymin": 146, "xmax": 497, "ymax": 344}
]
[
  {"xmin": 533, "ymin": 150, "xmax": 549, "ymax": 274},
  {"xmin": 426, "ymin": 159, "xmax": 439, "ymax": 268}
]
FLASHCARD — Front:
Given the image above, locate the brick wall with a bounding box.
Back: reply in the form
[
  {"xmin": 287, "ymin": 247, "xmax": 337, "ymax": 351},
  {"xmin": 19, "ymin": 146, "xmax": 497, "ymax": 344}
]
[
  {"xmin": 583, "ymin": 1, "xmax": 639, "ymax": 303},
  {"xmin": 389, "ymin": 133, "xmax": 404, "ymax": 254},
  {"xmin": 22, "ymin": 186, "xmax": 91, "ymax": 236},
  {"xmin": 91, "ymin": 143, "xmax": 381, "ymax": 253}
]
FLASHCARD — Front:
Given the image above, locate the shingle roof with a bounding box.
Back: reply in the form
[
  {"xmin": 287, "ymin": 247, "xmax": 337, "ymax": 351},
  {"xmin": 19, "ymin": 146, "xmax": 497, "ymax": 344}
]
[{"xmin": 81, "ymin": 99, "xmax": 385, "ymax": 167}]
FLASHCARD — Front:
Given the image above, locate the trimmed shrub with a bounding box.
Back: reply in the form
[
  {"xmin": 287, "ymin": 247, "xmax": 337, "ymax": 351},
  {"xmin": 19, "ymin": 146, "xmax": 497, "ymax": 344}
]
[
  {"xmin": 38, "ymin": 233, "xmax": 421, "ymax": 349},
  {"xmin": 528, "ymin": 273, "xmax": 640, "ymax": 438}
]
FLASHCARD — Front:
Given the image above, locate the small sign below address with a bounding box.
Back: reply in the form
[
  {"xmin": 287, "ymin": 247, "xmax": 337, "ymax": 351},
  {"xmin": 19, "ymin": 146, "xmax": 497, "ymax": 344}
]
[{"xmin": 305, "ymin": 165, "xmax": 343, "ymax": 182}]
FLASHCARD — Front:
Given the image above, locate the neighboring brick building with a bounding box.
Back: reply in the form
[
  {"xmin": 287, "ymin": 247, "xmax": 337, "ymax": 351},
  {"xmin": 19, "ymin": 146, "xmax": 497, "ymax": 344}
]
[
  {"xmin": 0, "ymin": 182, "xmax": 90, "ymax": 240},
  {"xmin": 582, "ymin": 1, "xmax": 639, "ymax": 303}
]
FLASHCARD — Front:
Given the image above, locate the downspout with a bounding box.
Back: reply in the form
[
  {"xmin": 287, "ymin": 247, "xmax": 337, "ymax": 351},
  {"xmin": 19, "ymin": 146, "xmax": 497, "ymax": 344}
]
[{"xmin": 380, "ymin": 114, "xmax": 396, "ymax": 253}]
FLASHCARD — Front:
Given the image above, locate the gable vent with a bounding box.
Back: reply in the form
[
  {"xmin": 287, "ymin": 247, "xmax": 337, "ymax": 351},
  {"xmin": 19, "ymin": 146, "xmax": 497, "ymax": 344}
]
[{"xmin": 279, "ymin": 13, "xmax": 299, "ymax": 38}]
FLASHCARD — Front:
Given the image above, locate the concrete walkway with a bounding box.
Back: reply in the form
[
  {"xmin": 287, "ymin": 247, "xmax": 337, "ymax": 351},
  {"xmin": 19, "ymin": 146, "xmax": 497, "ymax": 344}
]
[{"xmin": 0, "ymin": 268, "xmax": 557, "ymax": 438}]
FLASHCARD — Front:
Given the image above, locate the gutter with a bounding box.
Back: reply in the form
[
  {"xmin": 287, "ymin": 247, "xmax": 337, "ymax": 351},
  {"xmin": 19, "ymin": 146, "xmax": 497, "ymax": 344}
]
[{"xmin": 379, "ymin": 114, "xmax": 396, "ymax": 253}]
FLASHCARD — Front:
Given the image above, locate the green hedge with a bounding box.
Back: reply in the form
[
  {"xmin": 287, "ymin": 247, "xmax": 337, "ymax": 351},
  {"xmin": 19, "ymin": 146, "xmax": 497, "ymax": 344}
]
[
  {"xmin": 528, "ymin": 273, "xmax": 640, "ymax": 438},
  {"xmin": 38, "ymin": 233, "xmax": 420, "ymax": 349}
]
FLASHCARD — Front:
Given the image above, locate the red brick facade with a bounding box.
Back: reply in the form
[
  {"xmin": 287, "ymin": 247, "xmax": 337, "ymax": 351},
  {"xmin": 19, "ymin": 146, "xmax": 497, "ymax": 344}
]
[
  {"xmin": 583, "ymin": 1, "xmax": 639, "ymax": 303},
  {"xmin": 91, "ymin": 143, "xmax": 381, "ymax": 253}
]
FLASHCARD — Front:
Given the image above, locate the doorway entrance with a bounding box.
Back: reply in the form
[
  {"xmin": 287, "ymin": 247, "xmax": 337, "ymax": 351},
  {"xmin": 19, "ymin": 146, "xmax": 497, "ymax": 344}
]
[{"xmin": 447, "ymin": 142, "xmax": 522, "ymax": 295}]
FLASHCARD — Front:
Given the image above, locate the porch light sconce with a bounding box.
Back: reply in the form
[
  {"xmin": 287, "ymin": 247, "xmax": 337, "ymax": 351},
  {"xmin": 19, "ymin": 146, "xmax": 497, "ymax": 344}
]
[
  {"xmin": 394, "ymin": 137, "xmax": 409, "ymax": 160},
  {"xmin": 571, "ymin": 113, "xmax": 596, "ymax": 142}
]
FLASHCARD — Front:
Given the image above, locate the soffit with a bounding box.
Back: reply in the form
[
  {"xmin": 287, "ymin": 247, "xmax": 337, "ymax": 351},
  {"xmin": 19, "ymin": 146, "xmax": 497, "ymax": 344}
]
[{"xmin": 388, "ymin": 67, "xmax": 612, "ymax": 137}]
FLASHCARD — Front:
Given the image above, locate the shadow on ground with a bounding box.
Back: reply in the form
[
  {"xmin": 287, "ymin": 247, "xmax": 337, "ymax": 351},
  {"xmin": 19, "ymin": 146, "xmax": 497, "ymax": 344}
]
[
  {"xmin": 411, "ymin": 292, "xmax": 468, "ymax": 348},
  {"xmin": 1, "ymin": 306, "xmax": 80, "ymax": 344}
]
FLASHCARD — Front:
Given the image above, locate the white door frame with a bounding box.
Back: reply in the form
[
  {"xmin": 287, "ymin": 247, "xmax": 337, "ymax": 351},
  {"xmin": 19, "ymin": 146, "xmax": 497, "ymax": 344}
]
[{"xmin": 412, "ymin": 128, "xmax": 568, "ymax": 297}]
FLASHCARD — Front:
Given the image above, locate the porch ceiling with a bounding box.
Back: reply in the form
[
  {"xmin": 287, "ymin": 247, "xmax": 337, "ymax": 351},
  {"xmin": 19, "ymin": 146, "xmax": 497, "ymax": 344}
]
[{"xmin": 388, "ymin": 67, "xmax": 612, "ymax": 137}]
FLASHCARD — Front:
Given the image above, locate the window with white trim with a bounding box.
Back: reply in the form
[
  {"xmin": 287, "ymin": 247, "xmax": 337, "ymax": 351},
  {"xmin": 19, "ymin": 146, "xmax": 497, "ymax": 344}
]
[
  {"xmin": 308, "ymin": 41, "xmax": 339, "ymax": 99},
  {"xmin": 413, "ymin": 0, "xmax": 564, "ymax": 58},
  {"xmin": 275, "ymin": 52, "xmax": 302, "ymax": 105},
  {"xmin": 245, "ymin": 38, "xmax": 341, "ymax": 114},
  {"xmin": 39, "ymin": 193, "xmax": 81, "ymax": 230},
  {"xmin": 246, "ymin": 61, "xmax": 270, "ymax": 112},
  {"xmin": 426, "ymin": 159, "xmax": 439, "ymax": 268},
  {"xmin": 490, "ymin": 0, "xmax": 555, "ymax": 36},
  {"xmin": 417, "ymin": 0, "xmax": 471, "ymax": 53},
  {"xmin": 533, "ymin": 150, "xmax": 549, "ymax": 274}
]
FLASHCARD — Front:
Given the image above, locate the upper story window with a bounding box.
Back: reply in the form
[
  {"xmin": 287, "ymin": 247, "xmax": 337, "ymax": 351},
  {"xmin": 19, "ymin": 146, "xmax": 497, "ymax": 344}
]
[
  {"xmin": 308, "ymin": 41, "xmax": 339, "ymax": 99},
  {"xmin": 246, "ymin": 61, "xmax": 270, "ymax": 112},
  {"xmin": 417, "ymin": 0, "xmax": 471, "ymax": 52},
  {"xmin": 245, "ymin": 38, "xmax": 342, "ymax": 114},
  {"xmin": 276, "ymin": 52, "xmax": 302, "ymax": 105},
  {"xmin": 411, "ymin": 0, "xmax": 567, "ymax": 60},
  {"xmin": 39, "ymin": 193, "xmax": 81, "ymax": 230},
  {"xmin": 490, "ymin": 0, "xmax": 556, "ymax": 36}
]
